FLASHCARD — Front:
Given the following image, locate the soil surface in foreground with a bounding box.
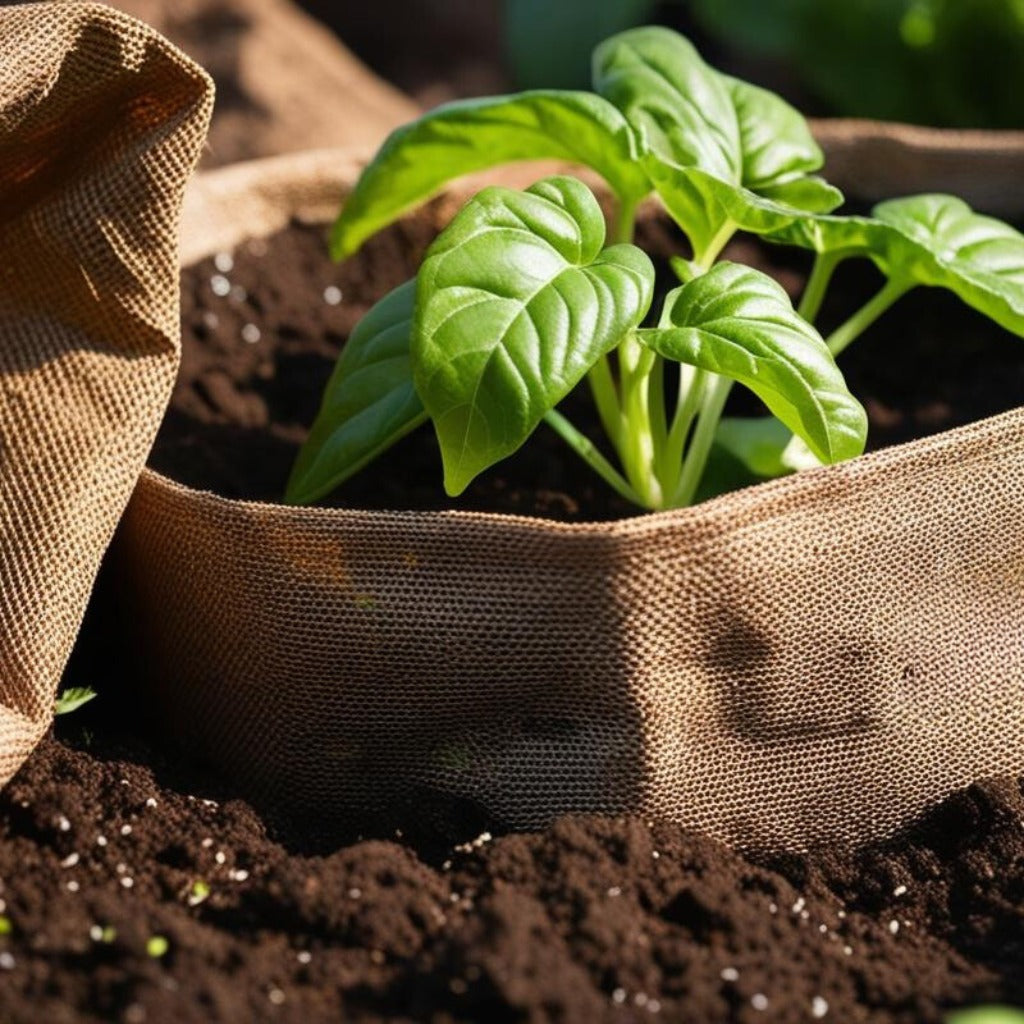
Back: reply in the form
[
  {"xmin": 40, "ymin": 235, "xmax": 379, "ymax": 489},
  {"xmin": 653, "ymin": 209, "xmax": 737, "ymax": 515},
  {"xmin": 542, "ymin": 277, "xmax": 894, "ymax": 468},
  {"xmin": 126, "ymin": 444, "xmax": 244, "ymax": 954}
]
[{"xmin": 0, "ymin": 716, "xmax": 1022, "ymax": 1023}]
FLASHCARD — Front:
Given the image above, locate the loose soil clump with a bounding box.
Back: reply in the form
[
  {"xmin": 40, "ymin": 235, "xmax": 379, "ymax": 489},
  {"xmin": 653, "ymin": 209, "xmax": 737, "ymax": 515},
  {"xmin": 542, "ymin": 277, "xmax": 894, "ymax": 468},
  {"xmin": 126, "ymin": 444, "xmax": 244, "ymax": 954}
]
[{"xmin": 0, "ymin": 717, "xmax": 1022, "ymax": 1022}]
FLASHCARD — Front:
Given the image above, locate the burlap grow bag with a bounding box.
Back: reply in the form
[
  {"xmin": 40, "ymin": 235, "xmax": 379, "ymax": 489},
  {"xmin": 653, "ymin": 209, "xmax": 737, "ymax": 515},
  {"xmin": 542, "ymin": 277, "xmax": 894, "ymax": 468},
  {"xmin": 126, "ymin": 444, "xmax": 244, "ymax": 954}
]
[
  {"xmin": 2, "ymin": 7, "xmax": 1021, "ymax": 849},
  {"xmin": 0, "ymin": 5, "xmax": 211, "ymax": 784},
  {"xmin": 109, "ymin": 142, "xmax": 1024, "ymax": 852}
]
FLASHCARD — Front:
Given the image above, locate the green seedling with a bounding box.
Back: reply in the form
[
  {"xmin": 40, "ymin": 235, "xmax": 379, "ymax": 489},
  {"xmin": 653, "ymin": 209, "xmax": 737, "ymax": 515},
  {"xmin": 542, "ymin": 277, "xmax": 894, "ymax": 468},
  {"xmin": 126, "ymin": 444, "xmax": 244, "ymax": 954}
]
[
  {"xmin": 90, "ymin": 923, "xmax": 117, "ymax": 944},
  {"xmin": 287, "ymin": 26, "xmax": 1024, "ymax": 511},
  {"xmin": 146, "ymin": 935, "xmax": 169, "ymax": 958},
  {"xmin": 187, "ymin": 880, "xmax": 210, "ymax": 907},
  {"xmin": 947, "ymin": 1009, "xmax": 1024, "ymax": 1024},
  {"xmin": 54, "ymin": 687, "xmax": 97, "ymax": 716}
]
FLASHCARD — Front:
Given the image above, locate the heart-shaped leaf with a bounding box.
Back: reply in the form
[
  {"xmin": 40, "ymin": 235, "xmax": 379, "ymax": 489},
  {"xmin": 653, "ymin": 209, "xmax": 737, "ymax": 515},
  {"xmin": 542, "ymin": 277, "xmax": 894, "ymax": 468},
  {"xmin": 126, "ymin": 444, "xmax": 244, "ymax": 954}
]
[
  {"xmin": 637, "ymin": 262, "xmax": 866, "ymax": 464},
  {"xmin": 330, "ymin": 91, "xmax": 651, "ymax": 259},
  {"xmin": 771, "ymin": 195, "xmax": 1024, "ymax": 336},
  {"xmin": 285, "ymin": 280, "xmax": 426, "ymax": 504},
  {"xmin": 593, "ymin": 27, "xmax": 838, "ymax": 256},
  {"xmin": 413, "ymin": 176, "xmax": 655, "ymax": 495}
]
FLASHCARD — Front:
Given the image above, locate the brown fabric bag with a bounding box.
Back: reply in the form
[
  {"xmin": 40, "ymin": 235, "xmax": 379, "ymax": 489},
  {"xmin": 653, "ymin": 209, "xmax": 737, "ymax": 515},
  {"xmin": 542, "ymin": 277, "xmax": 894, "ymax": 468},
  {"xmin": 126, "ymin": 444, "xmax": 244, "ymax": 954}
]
[
  {"xmin": 812, "ymin": 118, "xmax": 1024, "ymax": 217},
  {"xmin": 0, "ymin": 3, "xmax": 212, "ymax": 782},
  {"xmin": 118, "ymin": 147, "xmax": 1024, "ymax": 851},
  {"xmin": 4, "ymin": 5, "xmax": 1024, "ymax": 851}
]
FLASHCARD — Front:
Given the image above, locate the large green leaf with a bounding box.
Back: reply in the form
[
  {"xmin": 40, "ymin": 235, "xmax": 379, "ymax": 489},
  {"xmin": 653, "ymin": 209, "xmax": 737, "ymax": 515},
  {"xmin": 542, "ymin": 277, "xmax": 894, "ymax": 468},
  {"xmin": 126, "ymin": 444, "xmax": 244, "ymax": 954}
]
[
  {"xmin": 592, "ymin": 27, "xmax": 742, "ymax": 183},
  {"xmin": 637, "ymin": 262, "xmax": 866, "ymax": 464},
  {"xmin": 285, "ymin": 281, "xmax": 426, "ymax": 504},
  {"xmin": 413, "ymin": 176, "xmax": 654, "ymax": 495},
  {"xmin": 772, "ymin": 194, "xmax": 1024, "ymax": 336},
  {"xmin": 330, "ymin": 91, "xmax": 650, "ymax": 259},
  {"xmin": 592, "ymin": 27, "xmax": 837, "ymax": 256}
]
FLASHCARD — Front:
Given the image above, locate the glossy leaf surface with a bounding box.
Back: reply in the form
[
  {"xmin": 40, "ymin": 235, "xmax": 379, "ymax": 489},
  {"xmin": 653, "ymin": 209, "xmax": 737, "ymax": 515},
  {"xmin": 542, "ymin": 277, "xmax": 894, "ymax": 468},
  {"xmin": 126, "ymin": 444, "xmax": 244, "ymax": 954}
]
[
  {"xmin": 331, "ymin": 92, "xmax": 650, "ymax": 258},
  {"xmin": 774, "ymin": 195, "xmax": 1024, "ymax": 336},
  {"xmin": 873, "ymin": 195, "xmax": 1024, "ymax": 335},
  {"xmin": 593, "ymin": 27, "xmax": 836, "ymax": 255},
  {"xmin": 638, "ymin": 263, "xmax": 866, "ymax": 464},
  {"xmin": 286, "ymin": 281, "xmax": 426, "ymax": 504},
  {"xmin": 413, "ymin": 176, "xmax": 654, "ymax": 495}
]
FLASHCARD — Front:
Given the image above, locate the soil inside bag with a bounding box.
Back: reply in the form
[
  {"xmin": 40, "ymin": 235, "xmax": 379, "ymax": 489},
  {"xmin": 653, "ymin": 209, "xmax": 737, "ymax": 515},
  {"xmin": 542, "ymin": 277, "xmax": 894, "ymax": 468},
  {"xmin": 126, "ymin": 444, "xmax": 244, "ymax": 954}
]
[{"xmin": 148, "ymin": 207, "xmax": 1024, "ymax": 515}]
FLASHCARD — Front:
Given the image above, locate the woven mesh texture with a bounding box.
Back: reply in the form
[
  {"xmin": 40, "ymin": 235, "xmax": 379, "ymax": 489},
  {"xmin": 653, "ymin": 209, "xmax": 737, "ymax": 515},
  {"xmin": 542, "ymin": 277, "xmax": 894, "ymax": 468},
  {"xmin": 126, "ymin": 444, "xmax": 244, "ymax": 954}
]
[
  {"xmin": 115, "ymin": 151, "xmax": 1024, "ymax": 851},
  {"xmin": 0, "ymin": 3, "xmax": 211, "ymax": 783}
]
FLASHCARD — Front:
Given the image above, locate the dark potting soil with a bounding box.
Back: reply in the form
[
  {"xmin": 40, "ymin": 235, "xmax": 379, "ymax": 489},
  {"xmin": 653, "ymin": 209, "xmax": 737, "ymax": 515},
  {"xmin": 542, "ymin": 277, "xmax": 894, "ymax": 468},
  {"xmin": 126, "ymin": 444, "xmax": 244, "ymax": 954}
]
[
  {"xmin": 155, "ymin": 202, "xmax": 709, "ymax": 518},
  {"xmin": 1, "ymin": 712, "xmax": 1023, "ymax": 1024},
  {"xmin": 151, "ymin": 205, "xmax": 1024, "ymax": 519}
]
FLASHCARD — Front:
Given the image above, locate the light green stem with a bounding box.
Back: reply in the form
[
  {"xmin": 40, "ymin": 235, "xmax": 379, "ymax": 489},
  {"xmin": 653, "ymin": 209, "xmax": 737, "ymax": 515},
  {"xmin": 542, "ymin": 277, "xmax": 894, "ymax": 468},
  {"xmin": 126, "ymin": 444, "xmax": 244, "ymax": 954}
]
[
  {"xmin": 559, "ymin": 204, "xmax": 748, "ymax": 511},
  {"xmin": 618, "ymin": 335, "xmax": 663, "ymax": 508},
  {"xmin": 544, "ymin": 409, "xmax": 643, "ymax": 507},
  {"xmin": 648, "ymin": 355, "xmax": 668, "ymax": 452},
  {"xmin": 825, "ymin": 277, "xmax": 912, "ymax": 357},
  {"xmin": 670, "ymin": 255, "xmax": 699, "ymax": 283},
  {"xmin": 613, "ymin": 198, "xmax": 638, "ymax": 246},
  {"xmin": 797, "ymin": 251, "xmax": 842, "ymax": 324},
  {"xmin": 694, "ymin": 219, "xmax": 737, "ymax": 270},
  {"xmin": 672, "ymin": 375, "xmax": 734, "ymax": 507},
  {"xmin": 587, "ymin": 355, "xmax": 621, "ymax": 449},
  {"xmin": 658, "ymin": 364, "xmax": 706, "ymax": 491}
]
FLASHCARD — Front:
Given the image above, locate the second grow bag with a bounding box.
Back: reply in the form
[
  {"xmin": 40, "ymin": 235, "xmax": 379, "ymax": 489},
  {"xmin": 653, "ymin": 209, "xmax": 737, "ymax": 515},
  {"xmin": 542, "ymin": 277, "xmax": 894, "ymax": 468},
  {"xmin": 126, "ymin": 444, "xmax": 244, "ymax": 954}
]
[{"xmin": 115, "ymin": 145, "xmax": 1024, "ymax": 852}]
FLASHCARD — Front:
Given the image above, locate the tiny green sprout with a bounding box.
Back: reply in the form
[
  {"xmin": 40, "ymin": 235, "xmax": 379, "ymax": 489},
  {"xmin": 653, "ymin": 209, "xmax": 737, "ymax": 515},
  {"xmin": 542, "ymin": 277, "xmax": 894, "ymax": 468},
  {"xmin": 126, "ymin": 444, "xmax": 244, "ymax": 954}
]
[
  {"xmin": 188, "ymin": 880, "xmax": 210, "ymax": 906},
  {"xmin": 0, "ymin": 916, "xmax": 11, "ymax": 937},
  {"xmin": 54, "ymin": 687, "xmax": 97, "ymax": 716},
  {"xmin": 287, "ymin": 26, "xmax": 1024, "ymax": 511},
  {"xmin": 146, "ymin": 935, "xmax": 169, "ymax": 958},
  {"xmin": 947, "ymin": 1009, "xmax": 1024, "ymax": 1024},
  {"xmin": 90, "ymin": 924, "xmax": 117, "ymax": 944}
]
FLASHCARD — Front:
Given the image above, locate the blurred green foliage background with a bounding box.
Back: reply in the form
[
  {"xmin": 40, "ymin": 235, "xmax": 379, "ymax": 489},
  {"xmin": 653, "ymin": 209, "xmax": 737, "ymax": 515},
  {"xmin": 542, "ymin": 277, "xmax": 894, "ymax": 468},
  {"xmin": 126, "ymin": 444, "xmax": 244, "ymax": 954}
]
[{"xmin": 504, "ymin": 0, "xmax": 1024, "ymax": 128}]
